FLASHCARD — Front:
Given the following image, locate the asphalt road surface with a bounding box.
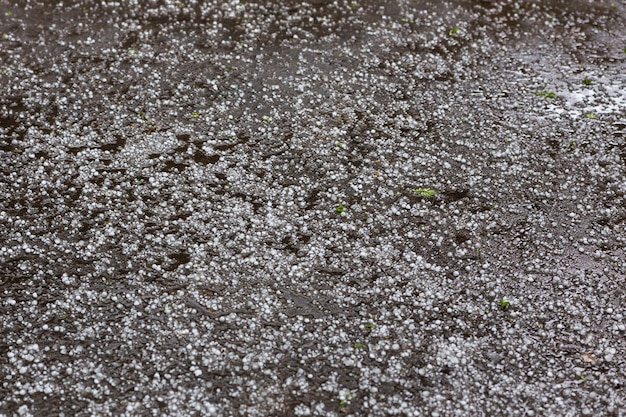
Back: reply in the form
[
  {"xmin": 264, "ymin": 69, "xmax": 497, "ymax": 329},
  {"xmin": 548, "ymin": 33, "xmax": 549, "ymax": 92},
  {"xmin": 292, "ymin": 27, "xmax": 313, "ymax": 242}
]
[{"xmin": 1, "ymin": 0, "xmax": 625, "ymax": 415}]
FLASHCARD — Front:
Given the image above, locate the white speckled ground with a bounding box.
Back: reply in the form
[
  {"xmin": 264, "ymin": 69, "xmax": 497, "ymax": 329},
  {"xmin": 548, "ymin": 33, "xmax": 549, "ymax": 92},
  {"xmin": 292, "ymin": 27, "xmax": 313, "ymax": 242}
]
[{"xmin": 1, "ymin": 0, "xmax": 625, "ymax": 416}]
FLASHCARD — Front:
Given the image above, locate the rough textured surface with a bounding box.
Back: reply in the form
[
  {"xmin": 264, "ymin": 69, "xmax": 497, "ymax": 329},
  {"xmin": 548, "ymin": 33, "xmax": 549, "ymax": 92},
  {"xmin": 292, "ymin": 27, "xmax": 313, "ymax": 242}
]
[{"xmin": 1, "ymin": 0, "xmax": 625, "ymax": 415}]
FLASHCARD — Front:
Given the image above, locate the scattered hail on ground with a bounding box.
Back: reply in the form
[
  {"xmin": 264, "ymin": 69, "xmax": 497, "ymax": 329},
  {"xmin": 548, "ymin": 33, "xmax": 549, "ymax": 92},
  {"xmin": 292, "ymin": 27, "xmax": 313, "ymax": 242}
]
[{"xmin": 1, "ymin": 0, "xmax": 625, "ymax": 416}]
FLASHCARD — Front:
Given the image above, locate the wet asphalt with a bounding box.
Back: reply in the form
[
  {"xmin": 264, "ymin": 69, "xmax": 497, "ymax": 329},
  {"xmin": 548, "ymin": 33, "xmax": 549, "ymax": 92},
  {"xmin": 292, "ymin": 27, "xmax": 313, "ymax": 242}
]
[{"xmin": 1, "ymin": 0, "xmax": 626, "ymax": 416}]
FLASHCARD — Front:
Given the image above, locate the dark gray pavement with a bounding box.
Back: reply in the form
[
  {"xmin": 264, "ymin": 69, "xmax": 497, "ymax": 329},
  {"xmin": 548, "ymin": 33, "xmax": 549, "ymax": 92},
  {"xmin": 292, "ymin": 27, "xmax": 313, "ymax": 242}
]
[{"xmin": 1, "ymin": 0, "xmax": 625, "ymax": 415}]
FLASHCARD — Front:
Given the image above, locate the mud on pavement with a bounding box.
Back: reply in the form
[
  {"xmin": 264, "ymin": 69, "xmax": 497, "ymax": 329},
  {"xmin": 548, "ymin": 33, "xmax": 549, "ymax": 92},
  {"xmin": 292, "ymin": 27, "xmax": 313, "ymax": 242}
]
[{"xmin": 1, "ymin": 0, "xmax": 625, "ymax": 416}]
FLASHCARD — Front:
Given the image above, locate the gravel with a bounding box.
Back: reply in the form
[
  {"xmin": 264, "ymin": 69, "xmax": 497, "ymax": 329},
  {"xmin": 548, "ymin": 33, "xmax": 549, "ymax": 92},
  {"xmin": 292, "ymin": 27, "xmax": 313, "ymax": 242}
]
[{"xmin": 1, "ymin": 0, "xmax": 625, "ymax": 415}]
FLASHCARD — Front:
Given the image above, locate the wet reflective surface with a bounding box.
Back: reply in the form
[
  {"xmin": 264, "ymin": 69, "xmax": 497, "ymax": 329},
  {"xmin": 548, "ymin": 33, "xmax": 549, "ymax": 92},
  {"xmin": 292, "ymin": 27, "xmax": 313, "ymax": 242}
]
[{"xmin": 1, "ymin": 0, "xmax": 625, "ymax": 415}]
